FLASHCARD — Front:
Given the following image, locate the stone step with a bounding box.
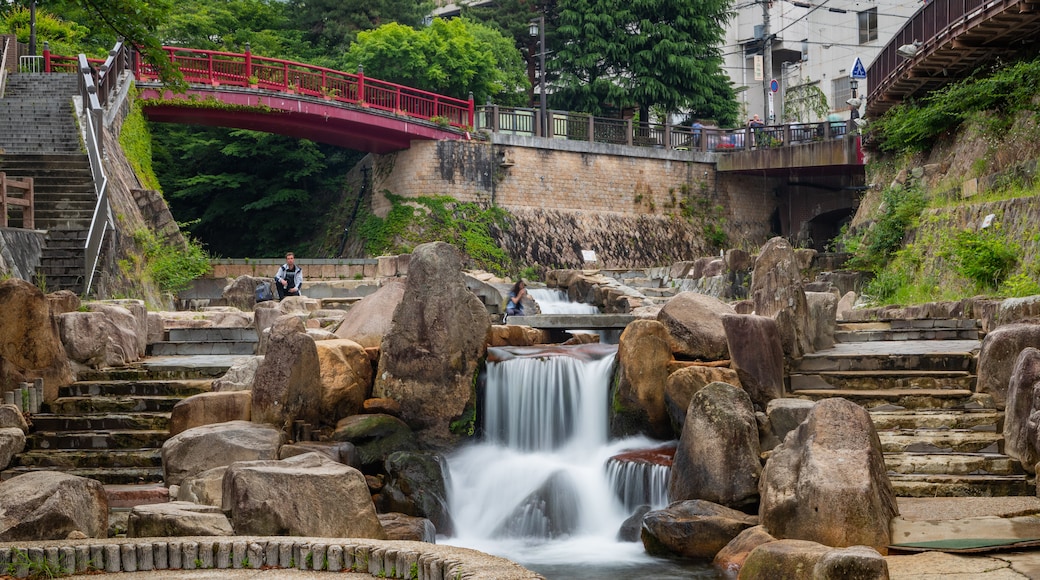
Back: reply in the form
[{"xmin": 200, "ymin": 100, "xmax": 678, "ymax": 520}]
[
  {"xmin": 149, "ymin": 341, "xmax": 257, "ymax": 356},
  {"xmin": 0, "ymin": 465, "xmax": 164, "ymax": 486},
  {"xmin": 790, "ymin": 370, "xmax": 975, "ymax": 391},
  {"xmin": 796, "ymin": 352, "xmax": 976, "ymax": 373},
  {"xmin": 835, "ymin": 329, "xmax": 980, "ymax": 342},
  {"xmin": 885, "ymin": 452, "xmax": 1024, "ymax": 476},
  {"xmin": 870, "ymin": 409, "xmax": 1003, "ymax": 430},
  {"xmin": 12, "ymin": 448, "xmax": 162, "ymax": 469},
  {"xmin": 49, "ymin": 396, "xmax": 184, "ymax": 414},
  {"xmin": 791, "ymin": 389, "xmax": 976, "ymax": 410},
  {"xmin": 26, "ymin": 429, "xmax": 170, "ymax": 451},
  {"xmin": 105, "ymin": 483, "xmax": 171, "ymax": 509},
  {"xmin": 878, "ymin": 429, "xmax": 1003, "ymax": 453},
  {"xmin": 59, "ymin": 379, "xmax": 211, "ymax": 398},
  {"xmin": 167, "ymin": 327, "xmax": 259, "ymax": 342},
  {"xmin": 30, "ymin": 412, "xmax": 170, "ymax": 432},
  {"xmin": 888, "ymin": 473, "xmax": 1035, "ymax": 497}
]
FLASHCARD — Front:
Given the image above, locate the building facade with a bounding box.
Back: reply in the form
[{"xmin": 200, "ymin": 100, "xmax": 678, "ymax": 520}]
[{"xmin": 721, "ymin": 0, "xmax": 921, "ymax": 126}]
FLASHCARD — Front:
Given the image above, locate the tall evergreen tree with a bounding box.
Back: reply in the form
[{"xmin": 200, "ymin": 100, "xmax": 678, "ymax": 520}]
[{"xmin": 552, "ymin": 0, "xmax": 738, "ymax": 126}]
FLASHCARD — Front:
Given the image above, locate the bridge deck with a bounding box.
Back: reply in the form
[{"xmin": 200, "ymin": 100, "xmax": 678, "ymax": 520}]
[{"xmin": 510, "ymin": 314, "xmax": 637, "ymax": 329}]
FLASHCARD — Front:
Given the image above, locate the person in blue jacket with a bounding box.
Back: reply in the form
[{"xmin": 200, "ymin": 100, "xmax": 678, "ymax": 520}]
[{"xmin": 275, "ymin": 252, "xmax": 303, "ymax": 300}]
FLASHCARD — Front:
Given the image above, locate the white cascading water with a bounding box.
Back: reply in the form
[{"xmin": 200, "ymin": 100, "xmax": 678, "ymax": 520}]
[{"xmin": 527, "ymin": 288, "xmax": 600, "ymax": 315}]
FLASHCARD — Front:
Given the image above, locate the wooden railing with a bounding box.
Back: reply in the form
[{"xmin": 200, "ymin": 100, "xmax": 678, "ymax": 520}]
[
  {"xmin": 0, "ymin": 173, "xmax": 35, "ymax": 229},
  {"xmin": 125, "ymin": 47, "xmax": 475, "ymax": 130},
  {"xmin": 477, "ymin": 106, "xmax": 853, "ymax": 152}
]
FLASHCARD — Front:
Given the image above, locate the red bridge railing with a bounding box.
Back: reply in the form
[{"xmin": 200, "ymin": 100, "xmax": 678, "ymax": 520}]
[{"xmin": 126, "ymin": 46, "xmax": 474, "ymax": 130}]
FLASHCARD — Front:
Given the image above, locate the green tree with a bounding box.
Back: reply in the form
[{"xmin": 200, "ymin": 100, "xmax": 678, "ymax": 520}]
[
  {"xmin": 287, "ymin": 0, "xmax": 432, "ymax": 56},
  {"xmin": 552, "ymin": 0, "xmax": 737, "ymax": 126},
  {"xmin": 0, "ymin": 5, "xmax": 89, "ymax": 56},
  {"xmin": 150, "ymin": 124, "xmax": 361, "ymax": 257},
  {"xmin": 344, "ymin": 18, "xmax": 529, "ymax": 106}
]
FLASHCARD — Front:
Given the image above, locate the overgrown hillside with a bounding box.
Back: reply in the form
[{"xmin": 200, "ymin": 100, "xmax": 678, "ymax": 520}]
[{"xmin": 840, "ymin": 57, "xmax": 1040, "ymax": 306}]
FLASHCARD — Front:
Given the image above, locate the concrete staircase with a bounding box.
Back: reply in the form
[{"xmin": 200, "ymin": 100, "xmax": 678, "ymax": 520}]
[
  {"xmin": 0, "ymin": 73, "xmax": 95, "ymax": 294},
  {"xmin": 790, "ymin": 318, "xmax": 1033, "ymax": 497},
  {"xmin": 149, "ymin": 327, "xmax": 259, "ymax": 356}
]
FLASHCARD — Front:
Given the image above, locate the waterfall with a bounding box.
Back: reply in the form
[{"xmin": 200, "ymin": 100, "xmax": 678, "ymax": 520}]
[
  {"xmin": 444, "ymin": 344, "xmax": 712, "ymax": 578},
  {"xmin": 528, "ymin": 288, "xmax": 600, "ymax": 315}
]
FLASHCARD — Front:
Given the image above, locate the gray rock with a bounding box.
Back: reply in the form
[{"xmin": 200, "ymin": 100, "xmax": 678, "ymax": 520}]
[
  {"xmin": 977, "ymin": 322, "xmax": 1040, "ymax": 409},
  {"xmin": 0, "ymin": 427, "xmax": 26, "ymax": 470},
  {"xmin": 382, "ymin": 451, "xmax": 454, "ymax": 537},
  {"xmin": 0, "ymin": 404, "xmax": 28, "ymax": 431},
  {"xmin": 612, "ymin": 319, "xmax": 674, "ymax": 439},
  {"xmin": 251, "ymin": 315, "xmax": 323, "ymax": 432},
  {"xmin": 333, "ymin": 278, "xmax": 406, "ymax": 348},
  {"xmin": 222, "ymin": 451, "xmax": 386, "ymax": 539},
  {"xmin": 373, "ymin": 242, "xmax": 490, "ymax": 447},
  {"xmin": 722, "ymin": 314, "xmax": 784, "ymax": 412},
  {"xmin": 127, "ymin": 501, "xmax": 233, "ymax": 537},
  {"xmin": 378, "ymin": 512, "xmax": 436, "ymax": 543},
  {"xmin": 162, "ymin": 420, "xmax": 283, "ymax": 487},
  {"xmin": 751, "ymin": 237, "xmax": 814, "ymax": 358},
  {"xmin": 656, "ymin": 292, "xmax": 734, "ymax": 360},
  {"xmin": 0, "ymin": 471, "xmax": 108, "ymax": 541}
]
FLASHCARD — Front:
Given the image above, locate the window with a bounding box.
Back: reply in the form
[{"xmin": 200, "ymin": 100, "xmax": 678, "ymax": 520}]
[
  {"xmin": 858, "ymin": 8, "xmax": 878, "ymax": 43},
  {"xmin": 833, "ymin": 76, "xmax": 852, "ymax": 109}
]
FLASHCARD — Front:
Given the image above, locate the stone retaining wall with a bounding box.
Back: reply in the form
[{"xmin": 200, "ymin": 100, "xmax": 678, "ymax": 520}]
[{"xmin": 0, "ymin": 537, "xmax": 542, "ymax": 580}]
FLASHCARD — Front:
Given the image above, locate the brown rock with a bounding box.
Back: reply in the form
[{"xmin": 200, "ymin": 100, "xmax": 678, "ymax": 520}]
[
  {"xmin": 722, "ymin": 314, "xmax": 784, "ymax": 412},
  {"xmin": 364, "ymin": 397, "xmax": 402, "ymax": 416},
  {"xmin": 45, "ymin": 290, "xmax": 79, "ymax": 316},
  {"xmin": 760, "ymin": 398, "xmax": 897, "ymax": 553},
  {"xmin": 1002, "ymin": 348, "xmax": 1040, "ymax": 474},
  {"xmin": 664, "ymin": 365, "xmax": 741, "ymax": 431},
  {"xmin": 333, "ymin": 278, "xmax": 406, "ymax": 348},
  {"xmin": 656, "ymin": 292, "xmax": 735, "ymax": 360},
  {"xmin": 0, "ymin": 279, "xmax": 74, "ymax": 403},
  {"xmin": 378, "ymin": 512, "xmax": 436, "ymax": 542},
  {"xmin": 612, "ymin": 319, "xmax": 674, "ymax": 439},
  {"xmin": 315, "ymin": 338, "xmax": 373, "ymax": 421},
  {"xmin": 169, "ymin": 391, "xmax": 252, "ymax": 437},
  {"xmin": 641, "ymin": 499, "xmax": 757, "ymax": 559},
  {"xmin": 714, "ymin": 525, "xmax": 777, "ymax": 575},
  {"xmin": 669, "ymin": 382, "xmax": 761, "ymax": 508}
]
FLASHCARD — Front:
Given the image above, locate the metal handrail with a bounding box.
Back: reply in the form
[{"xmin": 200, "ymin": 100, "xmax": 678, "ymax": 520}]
[
  {"xmin": 78, "ymin": 52, "xmax": 112, "ymax": 297},
  {"xmin": 0, "ymin": 36, "xmax": 10, "ymax": 96},
  {"xmin": 476, "ymin": 105, "xmax": 853, "ymax": 152}
]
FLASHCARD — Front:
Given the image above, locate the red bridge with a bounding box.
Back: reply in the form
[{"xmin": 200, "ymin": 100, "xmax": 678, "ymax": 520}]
[{"xmin": 48, "ymin": 46, "xmax": 474, "ymax": 154}]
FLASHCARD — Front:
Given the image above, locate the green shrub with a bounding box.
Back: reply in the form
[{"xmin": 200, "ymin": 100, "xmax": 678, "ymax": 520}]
[
  {"xmin": 847, "ymin": 185, "xmax": 926, "ymax": 272},
  {"xmin": 951, "ymin": 228, "xmax": 1018, "ymax": 291},
  {"xmin": 1000, "ymin": 273, "xmax": 1040, "ymax": 297},
  {"xmin": 133, "ymin": 229, "xmax": 212, "ymax": 294}
]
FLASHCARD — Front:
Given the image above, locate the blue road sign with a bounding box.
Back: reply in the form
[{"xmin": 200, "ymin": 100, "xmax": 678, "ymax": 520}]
[
  {"xmin": 770, "ymin": 79, "xmax": 779, "ymax": 93},
  {"xmin": 851, "ymin": 57, "xmax": 867, "ymax": 79}
]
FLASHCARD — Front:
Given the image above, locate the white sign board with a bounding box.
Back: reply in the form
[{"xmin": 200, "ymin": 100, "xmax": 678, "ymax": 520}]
[
  {"xmin": 581, "ymin": 249, "xmax": 598, "ymax": 262},
  {"xmin": 753, "ymin": 55, "xmax": 763, "ymax": 81}
]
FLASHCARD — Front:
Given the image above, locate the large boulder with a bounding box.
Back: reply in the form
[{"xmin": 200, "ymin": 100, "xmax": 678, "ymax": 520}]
[
  {"xmin": 669, "ymin": 382, "xmax": 761, "ymax": 508},
  {"xmin": 714, "ymin": 525, "xmax": 777, "ymax": 575},
  {"xmin": 0, "ymin": 279, "xmax": 74, "ymax": 403},
  {"xmin": 59, "ymin": 307, "xmax": 139, "ymax": 369},
  {"xmin": 222, "ymin": 275, "xmax": 268, "ymax": 312},
  {"xmin": 805, "ymin": 292, "xmax": 838, "ymax": 351},
  {"xmin": 738, "ymin": 540, "xmax": 889, "ymax": 580},
  {"xmin": 169, "ymin": 391, "xmax": 252, "ymax": 436},
  {"xmin": 750, "ymin": 237, "xmax": 813, "ymax": 358},
  {"xmin": 250, "ymin": 315, "xmax": 323, "ymax": 432},
  {"xmin": 656, "ymin": 292, "xmax": 735, "ymax": 360},
  {"xmin": 722, "ymin": 314, "xmax": 784, "ymax": 412},
  {"xmin": 332, "ymin": 413, "xmax": 418, "ymax": 471},
  {"xmin": 664, "ymin": 365, "xmax": 741, "ymax": 432},
  {"xmin": 977, "ymin": 322, "xmax": 1040, "ymax": 409},
  {"xmin": 161, "ymin": 420, "xmax": 283, "ymax": 487},
  {"xmin": 90, "ymin": 299, "xmax": 148, "ymax": 357},
  {"xmin": 127, "ymin": 501, "xmax": 234, "ymax": 537},
  {"xmin": 222, "ymin": 451, "xmax": 387, "ymax": 539},
  {"xmin": 381, "ymin": 451, "xmax": 453, "ymax": 537},
  {"xmin": 641, "ymin": 499, "xmax": 757, "ymax": 559},
  {"xmin": 1002, "ymin": 348, "xmax": 1040, "ymax": 474},
  {"xmin": 373, "ymin": 242, "xmax": 490, "ymax": 447},
  {"xmin": 333, "ymin": 278, "xmax": 406, "ymax": 348},
  {"xmin": 0, "ymin": 427, "xmax": 26, "ymax": 470},
  {"xmin": 760, "ymin": 398, "xmax": 898, "ymax": 553},
  {"xmin": 611, "ymin": 319, "xmax": 674, "ymax": 439},
  {"xmin": 0, "ymin": 471, "xmax": 108, "ymax": 540},
  {"xmin": 378, "ymin": 512, "xmax": 436, "ymax": 543},
  {"xmin": 211, "ymin": 356, "xmax": 263, "ymax": 392},
  {"xmin": 176, "ymin": 466, "xmax": 228, "ymax": 507},
  {"xmin": 254, "ymin": 296, "xmax": 321, "ymax": 352},
  {"xmin": 315, "ymin": 338, "xmax": 372, "ymax": 420},
  {"xmin": 0, "ymin": 405, "xmax": 28, "ymax": 431},
  {"xmin": 766, "ymin": 398, "xmax": 815, "ymax": 444}
]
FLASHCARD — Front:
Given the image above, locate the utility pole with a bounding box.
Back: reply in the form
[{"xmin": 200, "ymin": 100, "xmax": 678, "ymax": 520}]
[{"xmin": 761, "ymin": 0, "xmax": 772, "ymax": 123}]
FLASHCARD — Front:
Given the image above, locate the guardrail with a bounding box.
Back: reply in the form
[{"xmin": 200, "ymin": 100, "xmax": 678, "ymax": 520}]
[
  {"xmin": 0, "ymin": 172, "xmax": 35, "ymax": 229},
  {"xmin": 477, "ymin": 105, "xmax": 852, "ymax": 152},
  {"xmin": 130, "ymin": 46, "xmax": 475, "ymax": 130}
]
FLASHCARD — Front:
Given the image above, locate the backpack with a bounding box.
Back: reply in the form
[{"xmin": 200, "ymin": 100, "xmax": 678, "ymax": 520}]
[{"xmin": 255, "ymin": 281, "xmax": 274, "ymax": 302}]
